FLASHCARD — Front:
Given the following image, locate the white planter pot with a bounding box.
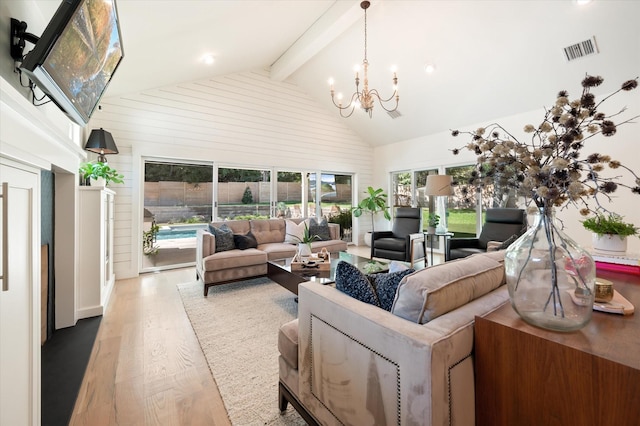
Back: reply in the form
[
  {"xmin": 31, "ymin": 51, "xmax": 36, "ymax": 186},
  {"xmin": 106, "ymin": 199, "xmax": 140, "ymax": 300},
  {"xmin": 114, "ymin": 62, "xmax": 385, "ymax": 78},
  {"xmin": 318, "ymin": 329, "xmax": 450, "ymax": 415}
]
[
  {"xmin": 298, "ymin": 243, "xmax": 312, "ymax": 258},
  {"xmin": 592, "ymin": 233, "xmax": 627, "ymax": 254}
]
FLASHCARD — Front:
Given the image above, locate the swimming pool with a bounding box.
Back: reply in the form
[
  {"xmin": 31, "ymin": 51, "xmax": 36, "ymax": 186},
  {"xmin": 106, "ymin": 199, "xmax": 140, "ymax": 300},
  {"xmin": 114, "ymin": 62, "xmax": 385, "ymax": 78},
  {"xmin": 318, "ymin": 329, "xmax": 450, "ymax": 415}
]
[{"xmin": 156, "ymin": 225, "xmax": 207, "ymax": 240}]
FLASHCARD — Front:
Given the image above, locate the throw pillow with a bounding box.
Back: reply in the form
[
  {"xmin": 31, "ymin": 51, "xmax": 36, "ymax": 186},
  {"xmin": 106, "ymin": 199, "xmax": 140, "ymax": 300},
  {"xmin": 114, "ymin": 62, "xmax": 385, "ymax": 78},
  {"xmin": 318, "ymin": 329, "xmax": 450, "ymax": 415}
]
[
  {"xmin": 368, "ymin": 268, "xmax": 415, "ymax": 311},
  {"xmin": 284, "ymin": 219, "xmax": 307, "ymax": 244},
  {"xmin": 233, "ymin": 231, "xmax": 258, "ymax": 250},
  {"xmin": 309, "ymin": 217, "xmax": 331, "ymax": 241},
  {"xmin": 391, "ymin": 253, "xmax": 505, "ymax": 324},
  {"xmin": 335, "ymin": 261, "xmax": 380, "ymax": 307},
  {"xmin": 208, "ymin": 223, "xmax": 235, "ymax": 252}
]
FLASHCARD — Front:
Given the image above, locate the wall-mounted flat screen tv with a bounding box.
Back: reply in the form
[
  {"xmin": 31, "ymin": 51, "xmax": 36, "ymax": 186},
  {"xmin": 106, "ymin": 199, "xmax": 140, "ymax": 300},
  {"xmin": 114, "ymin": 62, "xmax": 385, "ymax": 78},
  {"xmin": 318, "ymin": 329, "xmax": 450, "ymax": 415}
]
[{"xmin": 20, "ymin": 0, "xmax": 124, "ymax": 126}]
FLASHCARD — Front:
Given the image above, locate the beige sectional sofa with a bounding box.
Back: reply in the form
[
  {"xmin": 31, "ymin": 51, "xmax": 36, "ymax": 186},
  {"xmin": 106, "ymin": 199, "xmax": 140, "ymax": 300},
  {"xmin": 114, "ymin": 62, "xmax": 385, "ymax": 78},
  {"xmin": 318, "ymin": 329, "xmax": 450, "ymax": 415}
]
[
  {"xmin": 196, "ymin": 218, "xmax": 348, "ymax": 296},
  {"xmin": 278, "ymin": 250, "xmax": 510, "ymax": 425}
]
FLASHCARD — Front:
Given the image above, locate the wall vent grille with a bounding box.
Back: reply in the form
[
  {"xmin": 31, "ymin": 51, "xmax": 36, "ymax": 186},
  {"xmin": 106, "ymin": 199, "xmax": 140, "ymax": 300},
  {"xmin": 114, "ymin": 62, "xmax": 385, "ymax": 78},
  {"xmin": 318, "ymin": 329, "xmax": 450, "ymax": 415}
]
[{"xmin": 563, "ymin": 36, "xmax": 599, "ymax": 62}]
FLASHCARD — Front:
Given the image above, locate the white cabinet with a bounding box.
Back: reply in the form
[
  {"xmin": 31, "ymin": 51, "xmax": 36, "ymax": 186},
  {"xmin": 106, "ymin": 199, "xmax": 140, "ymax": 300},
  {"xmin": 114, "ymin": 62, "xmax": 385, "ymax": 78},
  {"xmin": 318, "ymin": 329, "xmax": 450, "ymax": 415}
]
[
  {"xmin": 77, "ymin": 186, "xmax": 115, "ymax": 319},
  {"xmin": 0, "ymin": 158, "xmax": 40, "ymax": 426}
]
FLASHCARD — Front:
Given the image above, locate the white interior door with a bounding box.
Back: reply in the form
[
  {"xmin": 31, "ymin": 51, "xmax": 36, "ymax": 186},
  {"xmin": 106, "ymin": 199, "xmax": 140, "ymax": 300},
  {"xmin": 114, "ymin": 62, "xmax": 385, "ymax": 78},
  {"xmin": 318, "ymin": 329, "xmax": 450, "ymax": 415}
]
[{"xmin": 0, "ymin": 160, "xmax": 39, "ymax": 425}]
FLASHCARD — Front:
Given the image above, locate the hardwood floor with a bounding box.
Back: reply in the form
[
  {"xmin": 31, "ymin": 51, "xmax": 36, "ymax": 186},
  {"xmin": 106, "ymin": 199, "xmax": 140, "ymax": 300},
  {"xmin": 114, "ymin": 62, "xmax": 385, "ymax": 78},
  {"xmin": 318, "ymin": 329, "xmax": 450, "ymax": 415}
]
[
  {"xmin": 69, "ymin": 245, "xmax": 437, "ymax": 425},
  {"xmin": 70, "ymin": 267, "xmax": 231, "ymax": 426}
]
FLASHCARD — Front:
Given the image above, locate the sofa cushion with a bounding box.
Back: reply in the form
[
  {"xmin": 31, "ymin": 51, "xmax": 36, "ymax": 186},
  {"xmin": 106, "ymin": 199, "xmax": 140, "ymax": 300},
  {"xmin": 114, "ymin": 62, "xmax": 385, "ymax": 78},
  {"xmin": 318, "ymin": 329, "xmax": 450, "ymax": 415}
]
[
  {"xmin": 258, "ymin": 242, "xmax": 298, "ymax": 261},
  {"xmin": 202, "ymin": 248, "xmax": 267, "ymax": 271},
  {"xmin": 309, "ymin": 217, "xmax": 331, "ymax": 241},
  {"xmin": 391, "ymin": 252, "xmax": 505, "ymax": 323},
  {"xmin": 208, "ymin": 223, "xmax": 235, "ymax": 252},
  {"xmin": 368, "ymin": 268, "xmax": 415, "ymax": 311},
  {"xmin": 233, "ymin": 231, "xmax": 258, "ymax": 250},
  {"xmin": 250, "ymin": 219, "xmax": 286, "ymax": 245},
  {"xmin": 284, "ymin": 219, "xmax": 308, "ymax": 244},
  {"xmin": 278, "ymin": 319, "xmax": 299, "ymax": 370},
  {"xmin": 335, "ymin": 261, "xmax": 380, "ymax": 307}
]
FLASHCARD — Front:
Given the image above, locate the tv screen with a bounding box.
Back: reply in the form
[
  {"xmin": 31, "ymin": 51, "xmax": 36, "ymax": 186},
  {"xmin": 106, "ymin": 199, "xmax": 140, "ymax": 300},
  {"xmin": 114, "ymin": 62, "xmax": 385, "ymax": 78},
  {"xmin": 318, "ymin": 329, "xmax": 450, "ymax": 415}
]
[{"xmin": 21, "ymin": 0, "xmax": 124, "ymax": 126}]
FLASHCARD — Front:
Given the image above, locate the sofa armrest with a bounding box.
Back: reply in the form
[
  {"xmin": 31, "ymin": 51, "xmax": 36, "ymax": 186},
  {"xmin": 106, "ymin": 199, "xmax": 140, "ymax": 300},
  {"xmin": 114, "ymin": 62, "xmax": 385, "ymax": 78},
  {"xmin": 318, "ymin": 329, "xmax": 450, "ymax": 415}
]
[
  {"xmin": 196, "ymin": 229, "xmax": 215, "ymax": 276},
  {"xmin": 297, "ymin": 282, "xmax": 507, "ymax": 426}
]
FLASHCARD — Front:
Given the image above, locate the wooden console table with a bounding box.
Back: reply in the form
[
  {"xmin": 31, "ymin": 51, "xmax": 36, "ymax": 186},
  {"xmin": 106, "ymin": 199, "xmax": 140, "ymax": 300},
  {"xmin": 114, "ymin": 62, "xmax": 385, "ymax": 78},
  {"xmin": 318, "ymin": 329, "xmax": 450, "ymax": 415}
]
[{"xmin": 474, "ymin": 270, "xmax": 640, "ymax": 426}]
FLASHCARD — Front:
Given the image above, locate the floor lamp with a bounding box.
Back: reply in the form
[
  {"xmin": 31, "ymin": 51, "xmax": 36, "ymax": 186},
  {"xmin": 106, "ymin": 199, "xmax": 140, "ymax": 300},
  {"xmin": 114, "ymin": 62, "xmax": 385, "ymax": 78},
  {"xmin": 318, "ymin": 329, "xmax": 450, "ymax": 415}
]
[{"xmin": 425, "ymin": 175, "xmax": 454, "ymax": 233}]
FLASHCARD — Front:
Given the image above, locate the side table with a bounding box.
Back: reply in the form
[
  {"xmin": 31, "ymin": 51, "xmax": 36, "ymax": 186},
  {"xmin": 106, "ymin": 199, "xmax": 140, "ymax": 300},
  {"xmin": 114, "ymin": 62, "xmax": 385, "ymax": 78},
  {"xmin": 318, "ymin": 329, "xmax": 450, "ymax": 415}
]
[
  {"xmin": 474, "ymin": 269, "xmax": 640, "ymax": 426},
  {"xmin": 424, "ymin": 231, "xmax": 454, "ymax": 265}
]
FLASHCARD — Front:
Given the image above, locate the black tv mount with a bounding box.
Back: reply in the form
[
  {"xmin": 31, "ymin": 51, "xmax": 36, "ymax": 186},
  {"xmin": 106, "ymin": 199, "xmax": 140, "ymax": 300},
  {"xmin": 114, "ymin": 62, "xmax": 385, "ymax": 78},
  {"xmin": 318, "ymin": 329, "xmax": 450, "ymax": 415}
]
[{"xmin": 10, "ymin": 18, "xmax": 40, "ymax": 61}]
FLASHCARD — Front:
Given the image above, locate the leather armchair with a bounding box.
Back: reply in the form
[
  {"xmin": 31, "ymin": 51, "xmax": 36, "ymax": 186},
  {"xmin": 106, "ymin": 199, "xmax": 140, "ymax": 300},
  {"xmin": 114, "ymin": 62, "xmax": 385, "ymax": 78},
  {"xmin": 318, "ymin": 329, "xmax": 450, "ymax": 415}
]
[
  {"xmin": 448, "ymin": 208, "xmax": 527, "ymax": 260},
  {"xmin": 371, "ymin": 207, "xmax": 425, "ymax": 266}
]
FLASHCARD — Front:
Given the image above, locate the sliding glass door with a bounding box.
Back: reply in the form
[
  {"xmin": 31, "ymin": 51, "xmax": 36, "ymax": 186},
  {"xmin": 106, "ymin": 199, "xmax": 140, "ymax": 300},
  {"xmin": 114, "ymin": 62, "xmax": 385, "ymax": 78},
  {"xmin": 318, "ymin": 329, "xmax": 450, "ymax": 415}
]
[
  {"xmin": 142, "ymin": 160, "xmax": 213, "ymax": 271},
  {"xmin": 217, "ymin": 167, "xmax": 271, "ymax": 220}
]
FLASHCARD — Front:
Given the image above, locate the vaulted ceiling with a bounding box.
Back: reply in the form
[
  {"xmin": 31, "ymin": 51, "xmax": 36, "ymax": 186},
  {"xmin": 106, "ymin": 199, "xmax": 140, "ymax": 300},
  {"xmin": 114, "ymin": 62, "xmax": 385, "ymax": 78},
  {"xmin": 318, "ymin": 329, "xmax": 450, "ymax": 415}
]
[{"xmin": 34, "ymin": 0, "xmax": 640, "ymax": 146}]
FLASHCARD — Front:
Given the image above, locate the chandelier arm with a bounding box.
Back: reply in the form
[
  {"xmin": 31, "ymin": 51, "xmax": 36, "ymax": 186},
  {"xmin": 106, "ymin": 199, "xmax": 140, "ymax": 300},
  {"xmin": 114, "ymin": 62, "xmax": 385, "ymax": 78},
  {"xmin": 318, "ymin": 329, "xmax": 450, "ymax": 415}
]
[{"xmin": 368, "ymin": 89, "xmax": 399, "ymax": 104}]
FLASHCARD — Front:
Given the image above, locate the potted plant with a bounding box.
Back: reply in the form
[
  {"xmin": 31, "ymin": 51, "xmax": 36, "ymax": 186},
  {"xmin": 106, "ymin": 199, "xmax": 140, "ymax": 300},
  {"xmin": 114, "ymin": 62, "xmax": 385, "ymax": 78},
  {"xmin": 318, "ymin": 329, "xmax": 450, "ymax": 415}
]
[
  {"xmin": 79, "ymin": 161, "xmax": 124, "ymax": 187},
  {"xmin": 287, "ymin": 222, "xmax": 320, "ymax": 259},
  {"xmin": 426, "ymin": 213, "xmax": 440, "ymax": 234},
  {"xmin": 582, "ymin": 213, "xmax": 638, "ymax": 254},
  {"xmin": 328, "ymin": 207, "xmax": 353, "ymax": 239},
  {"xmin": 352, "ymin": 186, "xmax": 391, "ymax": 246}
]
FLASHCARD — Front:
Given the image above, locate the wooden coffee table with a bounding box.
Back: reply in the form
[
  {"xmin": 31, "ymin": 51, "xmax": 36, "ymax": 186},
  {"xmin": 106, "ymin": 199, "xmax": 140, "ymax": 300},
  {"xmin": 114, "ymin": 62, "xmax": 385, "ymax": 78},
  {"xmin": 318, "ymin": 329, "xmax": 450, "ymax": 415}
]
[{"xmin": 267, "ymin": 251, "xmax": 384, "ymax": 295}]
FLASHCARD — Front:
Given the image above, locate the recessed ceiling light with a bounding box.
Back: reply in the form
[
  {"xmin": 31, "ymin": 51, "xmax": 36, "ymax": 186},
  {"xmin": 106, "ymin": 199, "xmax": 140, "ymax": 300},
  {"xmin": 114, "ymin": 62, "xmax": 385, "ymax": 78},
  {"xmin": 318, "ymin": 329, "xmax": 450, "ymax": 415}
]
[
  {"xmin": 575, "ymin": 0, "xmax": 592, "ymax": 5},
  {"xmin": 201, "ymin": 54, "xmax": 215, "ymax": 65},
  {"xmin": 424, "ymin": 63, "xmax": 436, "ymax": 73}
]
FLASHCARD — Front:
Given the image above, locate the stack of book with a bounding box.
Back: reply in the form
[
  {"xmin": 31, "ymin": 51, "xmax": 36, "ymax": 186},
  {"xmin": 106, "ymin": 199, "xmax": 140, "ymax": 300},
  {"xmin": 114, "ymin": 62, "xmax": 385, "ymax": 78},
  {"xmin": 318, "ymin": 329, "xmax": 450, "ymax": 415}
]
[{"xmin": 590, "ymin": 251, "xmax": 640, "ymax": 275}]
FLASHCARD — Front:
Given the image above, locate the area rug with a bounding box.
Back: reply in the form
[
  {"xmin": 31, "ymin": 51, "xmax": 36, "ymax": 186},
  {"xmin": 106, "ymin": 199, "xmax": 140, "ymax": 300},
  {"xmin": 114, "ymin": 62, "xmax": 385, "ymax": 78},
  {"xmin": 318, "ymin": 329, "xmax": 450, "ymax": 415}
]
[{"xmin": 177, "ymin": 277, "xmax": 307, "ymax": 425}]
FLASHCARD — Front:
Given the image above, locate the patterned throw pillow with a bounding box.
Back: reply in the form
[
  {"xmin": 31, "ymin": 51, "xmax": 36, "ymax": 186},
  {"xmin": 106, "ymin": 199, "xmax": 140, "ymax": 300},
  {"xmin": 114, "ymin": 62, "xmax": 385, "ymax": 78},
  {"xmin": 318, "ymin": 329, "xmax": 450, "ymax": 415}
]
[
  {"xmin": 208, "ymin": 223, "xmax": 235, "ymax": 252},
  {"xmin": 309, "ymin": 217, "xmax": 331, "ymax": 241},
  {"xmin": 335, "ymin": 261, "xmax": 380, "ymax": 307},
  {"xmin": 233, "ymin": 232, "xmax": 258, "ymax": 250},
  {"xmin": 368, "ymin": 269, "xmax": 415, "ymax": 311}
]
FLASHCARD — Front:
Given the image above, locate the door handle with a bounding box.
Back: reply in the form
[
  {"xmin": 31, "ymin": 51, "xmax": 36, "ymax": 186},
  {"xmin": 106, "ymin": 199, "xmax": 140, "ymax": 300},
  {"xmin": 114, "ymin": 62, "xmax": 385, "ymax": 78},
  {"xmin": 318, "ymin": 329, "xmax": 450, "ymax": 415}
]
[{"xmin": 1, "ymin": 182, "xmax": 7, "ymax": 291}]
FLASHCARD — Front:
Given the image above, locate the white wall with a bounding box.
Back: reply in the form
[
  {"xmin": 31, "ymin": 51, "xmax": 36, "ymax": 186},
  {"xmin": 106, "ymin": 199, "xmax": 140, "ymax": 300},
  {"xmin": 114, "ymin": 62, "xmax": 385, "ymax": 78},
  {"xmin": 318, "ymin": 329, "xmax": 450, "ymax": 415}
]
[
  {"xmin": 375, "ymin": 82, "xmax": 640, "ymax": 254},
  {"xmin": 89, "ymin": 69, "xmax": 374, "ymax": 278}
]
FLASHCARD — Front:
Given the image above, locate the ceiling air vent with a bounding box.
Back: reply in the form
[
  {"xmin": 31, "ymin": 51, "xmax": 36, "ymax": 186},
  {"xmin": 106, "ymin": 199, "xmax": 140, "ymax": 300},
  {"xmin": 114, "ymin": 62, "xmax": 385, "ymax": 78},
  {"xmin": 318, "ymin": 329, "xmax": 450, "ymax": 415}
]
[
  {"xmin": 387, "ymin": 109, "xmax": 402, "ymax": 119},
  {"xmin": 563, "ymin": 36, "xmax": 599, "ymax": 62}
]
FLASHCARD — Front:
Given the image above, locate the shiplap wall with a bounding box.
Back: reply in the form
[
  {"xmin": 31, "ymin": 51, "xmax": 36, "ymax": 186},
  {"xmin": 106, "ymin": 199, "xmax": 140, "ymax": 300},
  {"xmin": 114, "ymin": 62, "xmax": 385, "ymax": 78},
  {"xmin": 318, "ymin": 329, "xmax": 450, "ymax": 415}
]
[{"xmin": 89, "ymin": 69, "xmax": 373, "ymax": 279}]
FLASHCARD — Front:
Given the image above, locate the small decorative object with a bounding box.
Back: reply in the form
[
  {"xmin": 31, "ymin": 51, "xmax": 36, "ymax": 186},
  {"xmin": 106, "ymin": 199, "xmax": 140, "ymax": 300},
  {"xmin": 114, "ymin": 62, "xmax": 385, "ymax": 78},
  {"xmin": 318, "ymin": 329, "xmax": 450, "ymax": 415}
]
[
  {"xmin": 582, "ymin": 213, "xmax": 639, "ymax": 254},
  {"xmin": 287, "ymin": 222, "xmax": 320, "ymax": 260},
  {"xmin": 452, "ymin": 74, "xmax": 639, "ymax": 331},
  {"xmin": 506, "ymin": 208, "xmax": 596, "ymax": 331},
  {"xmin": 594, "ymin": 278, "xmax": 614, "ymax": 303},
  {"xmin": 79, "ymin": 161, "xmax": 124, "ymax": 187},
  {"xmin": 426, "ymin": 213, "xmax": 440, "ymax": 234}
]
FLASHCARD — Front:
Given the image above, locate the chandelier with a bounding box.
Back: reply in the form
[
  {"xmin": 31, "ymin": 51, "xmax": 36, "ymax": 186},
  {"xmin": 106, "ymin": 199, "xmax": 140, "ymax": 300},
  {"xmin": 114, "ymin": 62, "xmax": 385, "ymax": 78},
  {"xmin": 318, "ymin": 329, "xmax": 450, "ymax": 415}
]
[{"xmin": 329, "ymin": 1, "xmax": 399, "ymax": 118}]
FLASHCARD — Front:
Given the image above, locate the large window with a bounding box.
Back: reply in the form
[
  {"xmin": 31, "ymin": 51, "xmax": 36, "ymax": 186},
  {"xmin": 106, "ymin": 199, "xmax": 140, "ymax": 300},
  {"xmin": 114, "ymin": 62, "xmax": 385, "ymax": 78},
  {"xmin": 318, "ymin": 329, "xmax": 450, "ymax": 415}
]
[
  {"xmin": 275, "ymin": 171, "xmax": 303, "ymax": 218},
  {"xmin": 140, "ymin": 162, "xmax": 355, "ymax": 272},
  {"xmin": 414, "ymin": 169, "xmax": 439, "ymax": 231},
  {"xmin": 217, "ymin": 167, "xmax": 271, "ymax": 220},
  {"xmin": 142, "ymin": 160, "xmax": 213, "ymax": 271},
  {"xmin": 446, "ymin": 165, "xmax": 479, "ymax": 238},
  {"xmin": 391, "ymin": 171, "xmax": 412, "ymax": 207}
]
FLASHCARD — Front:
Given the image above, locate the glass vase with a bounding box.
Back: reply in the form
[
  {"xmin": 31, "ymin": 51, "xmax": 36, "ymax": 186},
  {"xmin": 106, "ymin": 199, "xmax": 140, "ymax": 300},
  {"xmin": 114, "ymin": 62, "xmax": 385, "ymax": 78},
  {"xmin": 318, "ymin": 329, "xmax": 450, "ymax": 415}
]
[{"xmin": 505, "ymin": 208, "xmax": 595, "ymax": 332}]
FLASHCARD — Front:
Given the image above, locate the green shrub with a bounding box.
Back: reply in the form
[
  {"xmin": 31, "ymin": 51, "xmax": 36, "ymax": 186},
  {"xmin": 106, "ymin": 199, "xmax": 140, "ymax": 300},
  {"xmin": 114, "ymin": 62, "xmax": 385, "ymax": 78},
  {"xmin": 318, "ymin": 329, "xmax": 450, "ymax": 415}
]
[
  {"xmin": 582, "ymin": 213, "xmax": 638, "ymax": 237},
  {"xmin": 242, "ymin": 186, "xmax": 253, "ymax": 204}
]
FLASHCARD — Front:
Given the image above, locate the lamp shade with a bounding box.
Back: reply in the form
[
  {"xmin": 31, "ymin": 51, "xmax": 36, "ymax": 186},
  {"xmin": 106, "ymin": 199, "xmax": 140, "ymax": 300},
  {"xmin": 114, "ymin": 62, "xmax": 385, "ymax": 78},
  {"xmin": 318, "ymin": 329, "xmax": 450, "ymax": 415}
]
[
  {"xmin": 84, "ymin": 128, "xmax": 119, "ymax": 156},
  {"xmin": 425, "ymin": 175, "xmax": 454, "ymax": 196}
]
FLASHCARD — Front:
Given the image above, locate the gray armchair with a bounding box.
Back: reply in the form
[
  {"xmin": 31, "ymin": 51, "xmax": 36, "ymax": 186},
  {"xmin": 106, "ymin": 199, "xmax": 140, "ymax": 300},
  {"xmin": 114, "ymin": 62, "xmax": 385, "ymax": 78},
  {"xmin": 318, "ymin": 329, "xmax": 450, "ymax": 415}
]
[
  {"xmin": 447, "ymin": 208, "xmax": 527, "ymax": 260},
  {"xmin": 371, "ymin": 207, "xmax": 425, "ymax": 266}
]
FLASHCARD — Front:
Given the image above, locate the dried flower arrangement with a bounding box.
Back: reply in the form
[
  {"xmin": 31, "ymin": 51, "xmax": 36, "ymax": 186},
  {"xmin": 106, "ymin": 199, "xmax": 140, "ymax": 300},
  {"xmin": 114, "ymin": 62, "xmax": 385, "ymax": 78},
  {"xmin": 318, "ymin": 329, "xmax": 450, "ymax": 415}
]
[
  {"xmin": 450, "ymin": 75, "xmax": 639, "ymax": 217},
  {"xmin": 450, "ymin": 74, "xmax": 639, "ymax": 330}
]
